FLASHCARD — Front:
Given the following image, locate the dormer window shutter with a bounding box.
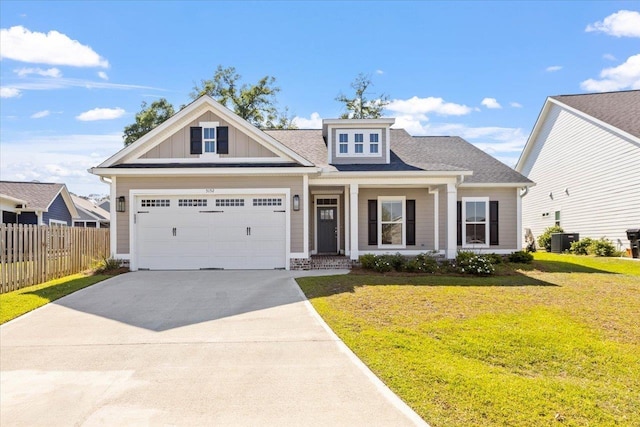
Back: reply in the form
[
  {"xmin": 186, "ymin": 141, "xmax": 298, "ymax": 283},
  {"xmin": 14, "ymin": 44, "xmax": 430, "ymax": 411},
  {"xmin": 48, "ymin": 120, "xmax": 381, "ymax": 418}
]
[
  {"xmin": 190, "ymin": 127, "xmax": 202, "ymax": 155},
  {"xmin": 217, "ymin": 126, "xmax": 229, "ymax": 154}
]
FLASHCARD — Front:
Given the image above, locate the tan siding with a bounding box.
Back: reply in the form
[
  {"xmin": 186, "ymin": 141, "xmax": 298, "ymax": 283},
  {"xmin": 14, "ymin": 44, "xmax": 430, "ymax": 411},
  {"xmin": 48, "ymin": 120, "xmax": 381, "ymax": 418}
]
[
  {"xmin": 521, "ymin": 104, "xmax": 640, "ymax": 248},
  {"xmin": 357, "ymin": 188, "xmax": 435, "ymax": 251},
  {"xmin": 139, "ymin": 111, "xmax": 277, "ymax": 159},
  {"xmin": 330, "ymin": 127, "xmax": 389, "ymax": 165},
  {"xmin": 115, "ymin": 176, "xmax": 303, "ymax": 255},
  {"xmin": 458, "ymin": 187, "xmax": 518, "ymax": 249}
]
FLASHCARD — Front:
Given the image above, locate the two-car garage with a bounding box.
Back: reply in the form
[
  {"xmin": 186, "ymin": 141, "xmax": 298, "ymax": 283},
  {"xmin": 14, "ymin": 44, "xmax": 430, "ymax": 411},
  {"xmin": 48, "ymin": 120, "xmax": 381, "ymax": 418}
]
[{"xmin": 133, "ymin": 192, "xmax": 287, "ymax": 270}]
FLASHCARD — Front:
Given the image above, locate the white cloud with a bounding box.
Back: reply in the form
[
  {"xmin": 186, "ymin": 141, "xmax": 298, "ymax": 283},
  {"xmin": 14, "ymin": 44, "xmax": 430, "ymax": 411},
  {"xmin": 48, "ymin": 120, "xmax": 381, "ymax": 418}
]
[
  {"xmin": 603, "ymin": 53, "xmax": 617, "ymax": 61},
  {"xmin": 0, "ymin": 87, "xmax": 21, "ymax": 98},
  {"xmin": 375, "ymin": 69, "xmax": 384, "ymax": 75},
  {"xmin": 292, "ymin": 112, "xmax": 322, "ymax": 129},
  {"xmin": 0, "ymin": 133, "xmax": 122, "ymax": 196},
  {"xmin": 97, "ymin": 71, "xmax": 109, "ymax": 80},
  {"xmin": 386, "ymin": 96, "xmax": 472, "ymax": 117},
  {"xmin": 4, "ymin": 78, "xmax": 160, "ymax": 92},
  {"xmin": 31, "ymin": 110, "xmax": 50, "ymax": 119},
  {"xmin": 510, "ymin": 102, "xmax": 523, "ymax": 108},
  {"xmin": 481, "ymin": 98, "xmax": 502, "ymax": 109},
  {"xmin": 545, "ymin": 65, "xmax": 563, "ymax": 72},
  {"xmin": 15, "ymin": 67, "xmax": 62, "ymax": 78},
  {"xmin": 581, "ymin": 54, "xmax": 640, "ymax": 91},
  {"xmin": 0, "ymin": 25, "xmax": 109, "ymax": 67},
  {"xmin": 76, "ymin": 107, "xmax": 125, "ymax": 121},
  {"xmin": 586, "ymin": 10, "xmax": 640, "ymax": 38}
]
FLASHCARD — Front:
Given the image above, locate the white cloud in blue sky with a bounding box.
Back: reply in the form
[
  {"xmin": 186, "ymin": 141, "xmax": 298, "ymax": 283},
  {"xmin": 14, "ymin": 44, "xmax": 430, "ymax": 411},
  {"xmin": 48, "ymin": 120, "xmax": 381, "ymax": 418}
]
[
  {"xmin": 581, "ymin": 54, "xmax": 640, "ymax": 91},
  {"xmin": 76, "ymin": 107, "xmax": 125, "ymax": 121},
  {"xmin": 481, "ymin": 98, "xmax": 502, "ymax": 109},
  {"xmin": 30, "ymin": 110, "xmax": 50, "ymax": 119},
  {"xmin": 545, "ymin": 65, "xmax": 563, "ymax": 72},
  {"xmin": 97, "ymin": 71, "xmax": 109, "ymax": 80},
  {"xmin": 14, "ymin": 67, "xmax": 62, "ymax": 78},
  {"xmin": 0, "ymin": 87, "xmax": 21, "ymax": 98},
  {"xmin": 586, "ymin": 10, "xmax": 640, "ymax": 38}
]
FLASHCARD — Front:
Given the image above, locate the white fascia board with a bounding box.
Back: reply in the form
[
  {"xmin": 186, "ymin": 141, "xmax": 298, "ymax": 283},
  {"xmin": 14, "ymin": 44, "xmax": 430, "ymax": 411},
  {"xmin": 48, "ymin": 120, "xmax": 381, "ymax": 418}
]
[
  {"xmin": 0, "ymin": 194, "xmax": 28, "ymax": 205},
  {"xmin": 314, "ymin": 170, "xmax": 473, "ymax": 179},
  {"xmin": 309, "ymin": 175, "xmax": 462, "ymax": 187},
  {"xmin": 459, "ymin": 182, "xmax": 536, "ymax": 188},
  {"xmin": 90, "ymin": 166, "xmax": 320, "ymax": 177},
  {"xmin": 130, "ymin": 157, "xmax": 293, "ymax": 164},
  {"xmin": 96, "ymin": 96, "xmax": 314, "ymax": 169},
  {"xmin": 322, "ymin": 118, "xmax": 396, "ymax": 126}
]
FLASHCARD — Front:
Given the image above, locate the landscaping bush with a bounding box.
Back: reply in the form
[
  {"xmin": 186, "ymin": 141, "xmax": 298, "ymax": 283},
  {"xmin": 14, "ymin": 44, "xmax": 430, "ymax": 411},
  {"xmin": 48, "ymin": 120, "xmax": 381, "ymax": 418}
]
[
  {"xmin": 570, "ymin": 237, "xmax": 593, "ymax": 255},
  {"xmin": 508, "ymin": 250, "xmax": 534, "ymax": 264},
  {"xmin": 359, "ymin": 254, "xmax": 377, "ymax": 270},
  {"xmin": 537, "ymin": 225, "xmax": 564, "ymax": 252},
  {"xmin": 405, "ymin": 253, "xmax": 440, "ymax": 273},
  {"xmin": 387, "ymin": 253, "xmax": 406, "ymax": 272},
  {"xmin": 456, "ymin": 251, "xmax": 495, "ymax": 276},
  {"xmin": 589, "ymin": 238, "xmax": 617, "ymax": 257},
  {"xmin": 486, "ymin": 253, "xmax": 504, "ymax": 265}
]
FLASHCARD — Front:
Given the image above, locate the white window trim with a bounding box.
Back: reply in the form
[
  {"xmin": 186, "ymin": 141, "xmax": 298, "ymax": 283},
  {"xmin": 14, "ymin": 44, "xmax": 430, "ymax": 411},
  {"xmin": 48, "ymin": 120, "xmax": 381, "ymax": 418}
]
[
  {"xmin": 378, "ymin": 196, "xmax": 406, "ymax": 249},
  {"xmin": 462, "ymin": 196, "xmax": 490, "ymax": 248},
  {"xmin": 200, "ymin": 121, "xmax": 220, "ymax": 157},
  {"xmin": 49, "ymin": 219, "xmax": 68, "ymax": 226},
  {"xmin": 335, "ymin": 129, "xmax": 382, "ymax": 157}
]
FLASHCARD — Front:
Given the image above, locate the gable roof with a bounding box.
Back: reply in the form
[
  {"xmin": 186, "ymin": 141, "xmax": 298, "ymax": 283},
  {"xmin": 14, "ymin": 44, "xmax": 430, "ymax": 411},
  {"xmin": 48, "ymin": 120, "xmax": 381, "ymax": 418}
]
[
  {"xmin": 0, "ymin": 181, "xmax": 79, "ymax": 217},
  {"xmin": 71, "ymin": 194, "xmax": 110, "ymax": 222},
  {"xmin": 516, "ymin": 90, "xmax": 640, "ymax": 173},
  {"xmin": 550, "ymin": 90, "xmax": 640, "ymax": 138},
  {"xmin": 96, "ymin": 96, "xmax": 314, "ymax": 168},
  {"xmin": 265, "ymin": 129, "xmax": 531, "ymax": 184}
]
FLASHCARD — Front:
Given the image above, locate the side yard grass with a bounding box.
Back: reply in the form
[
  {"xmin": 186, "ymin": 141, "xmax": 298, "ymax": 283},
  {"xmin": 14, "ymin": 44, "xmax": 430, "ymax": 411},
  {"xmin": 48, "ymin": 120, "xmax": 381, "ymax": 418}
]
[
  {"xmin": 297, "ymin": 253, "xmax": 640, "ymax": 426},
  {"xmin": 0, "ymin": 273, "xmax": 110, "ymax": 324}
]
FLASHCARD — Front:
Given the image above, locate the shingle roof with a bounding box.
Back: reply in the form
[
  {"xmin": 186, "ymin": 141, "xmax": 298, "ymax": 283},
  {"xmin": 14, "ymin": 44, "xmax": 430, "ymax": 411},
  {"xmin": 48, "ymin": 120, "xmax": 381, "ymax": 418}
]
[
  {"xmin": 0, "ymin": 181, "xmax": 65, "ymax": 211},
  {"xmin": 551, "ymin": 90, "xmax": 640, "ymax": 138},
  {"xmin": 265, "ymin": 129, "xmax": 531, "ymax": 184},
  {"xmin": 71, "ymin": 195, "xmax": 110, "ymax": 221}
]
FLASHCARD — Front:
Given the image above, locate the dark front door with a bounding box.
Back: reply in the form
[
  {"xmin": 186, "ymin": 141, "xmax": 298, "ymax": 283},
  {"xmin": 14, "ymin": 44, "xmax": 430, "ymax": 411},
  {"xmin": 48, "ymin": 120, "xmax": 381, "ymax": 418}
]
[{"xmin": 317, "ymin": 207, "xmax": 337, "ymax": 253}]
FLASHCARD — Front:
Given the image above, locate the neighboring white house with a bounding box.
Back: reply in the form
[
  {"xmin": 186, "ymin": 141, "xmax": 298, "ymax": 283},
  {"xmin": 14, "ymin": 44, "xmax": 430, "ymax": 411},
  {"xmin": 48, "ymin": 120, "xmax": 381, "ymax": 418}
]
[
  {"xmin": 90, "ymin": 95, "xmax": 532, "ymax": 271},
  {"xmin": 516, "ymin": 90, "xmax": 640, "ymax": 251}
]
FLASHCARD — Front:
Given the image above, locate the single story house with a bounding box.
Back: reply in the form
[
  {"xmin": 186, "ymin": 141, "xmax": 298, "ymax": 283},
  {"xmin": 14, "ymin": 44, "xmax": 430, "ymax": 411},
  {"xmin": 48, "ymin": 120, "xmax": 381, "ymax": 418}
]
[
  {"xmin": 90, "ymin": 95, "xmax": 532, "ymax": 270},
  {"xmin": 515, "ymin": 90, "xmax": 640, "ymax": 250},
  {"xmin": 0, "ymin": 181, "xmax": 78, "ymax": 226},
  {"xmin": 71, "ymin": 194, "xmax": 110, "ymax": 228}
]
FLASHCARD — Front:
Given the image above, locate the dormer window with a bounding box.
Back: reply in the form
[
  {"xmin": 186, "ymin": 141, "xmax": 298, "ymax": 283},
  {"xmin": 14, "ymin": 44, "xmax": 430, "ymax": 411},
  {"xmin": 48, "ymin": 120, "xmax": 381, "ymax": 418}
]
[
  {"xmin": 354, "ymin": 133, "xmax": 364, "ymax": 153},
  {"xmin": 203, "ymin": 127, "xmax": 216, "ymax": 153},
  {"xmin": 370, "ymin": 134, "xmax": 379, "ymax": 153},
  {"xmin": 339, "ymin": 133, "xmax": 348, "ymax": 153},
  {"xmin": 335, "ymin": 129, "xmax": 382, "ymax": 157}
]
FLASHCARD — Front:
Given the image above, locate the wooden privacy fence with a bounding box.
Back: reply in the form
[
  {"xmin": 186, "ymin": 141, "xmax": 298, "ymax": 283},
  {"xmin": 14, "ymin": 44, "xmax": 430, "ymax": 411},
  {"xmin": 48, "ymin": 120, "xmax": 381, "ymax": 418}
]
[{"xmin": 0, "ymin": 224, "xmax": 110, "ymax": 293}]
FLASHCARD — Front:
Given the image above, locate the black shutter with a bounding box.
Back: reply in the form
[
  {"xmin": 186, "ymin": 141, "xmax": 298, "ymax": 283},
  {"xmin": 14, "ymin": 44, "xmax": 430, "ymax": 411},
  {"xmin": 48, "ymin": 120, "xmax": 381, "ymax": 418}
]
[
  {"xmin": 190, "ymin": 127, "xmax": 202, "ymax": 155},
  {"xmin": 368, "ymin": 200, "xmax": 377, "ymax": 245},
  {"xmin": 217, "ymin": 126, "xmax": 229, "ymax": 154},
  {"xmin": 490, "ymin": 201, "xmax": 499, "ymax": 246},
  {"xmin": 406, "ymin": 200, "xmax": 416, "ymax": 245},
  {"xmin": 457, "ymin": 201, "xmax": 462, "ymax": 246}
]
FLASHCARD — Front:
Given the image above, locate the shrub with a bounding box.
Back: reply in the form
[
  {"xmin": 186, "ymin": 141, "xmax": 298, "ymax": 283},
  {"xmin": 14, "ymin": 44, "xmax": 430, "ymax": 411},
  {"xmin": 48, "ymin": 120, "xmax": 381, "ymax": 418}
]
[
  {"xmin": 570, "ymin": 238, "xmax": 593, "ymax": 255},
  {"xmin": 359, "ymin": 254, "xmax": 377, "ymax": 270},
  {"xmin": 486, "ymin": 253, "xmax": 504, "ymax": 265},
  {"xmin": 94, "ymin": 257, "xmax": 123, "ymax": 274},
  {"xmin": 537, "ymin": 225, "xmax": 564, "ymax": 252},
  {"xmin": 388, "ymin": 253, "xmax": 406, "ymax": 272},
  {"xmin": 405, "ymin": 253, "xmax": 440, "ymax": 273},
  {"xmin": 373, "ymin": 255, "xmax": 394, "ymax": 273},
  {"xmin": 589, "ymin": 238, "xmax": 617, "ymax": 257},
  {"xmin": 456, "ymin": 251, "xmax": 495, "ymax": 276},
  {"xmin": 508, "ymin": 250, "xmax": 534, "ymax": 264}
]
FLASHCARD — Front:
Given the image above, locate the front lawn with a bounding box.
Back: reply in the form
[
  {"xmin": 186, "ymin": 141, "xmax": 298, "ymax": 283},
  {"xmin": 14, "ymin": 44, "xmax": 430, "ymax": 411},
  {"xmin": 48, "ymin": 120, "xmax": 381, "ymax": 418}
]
[
  {"xmin": 0, "ymin": 273, "xmax": 110, "ymax": 324},
  {"xmin": 297, "ymin": 253, "xmax": 640, "ymax": 426}
]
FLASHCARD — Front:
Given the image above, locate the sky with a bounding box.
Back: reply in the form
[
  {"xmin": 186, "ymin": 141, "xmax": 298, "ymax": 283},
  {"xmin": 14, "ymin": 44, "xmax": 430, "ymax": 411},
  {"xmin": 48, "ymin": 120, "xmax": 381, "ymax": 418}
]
[{"xmin": 1, "ymin": 1, "xmax": 639, "ymax": 197}]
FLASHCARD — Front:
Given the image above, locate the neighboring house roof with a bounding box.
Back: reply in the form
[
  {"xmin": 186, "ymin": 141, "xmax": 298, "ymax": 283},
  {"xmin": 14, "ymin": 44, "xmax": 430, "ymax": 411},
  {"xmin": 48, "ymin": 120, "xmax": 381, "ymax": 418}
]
[
  {"xmin": 71, "ymin": 195, "xmax": 110, "ymax": 222},
  {"xmin": 516, "ymin": 90, "xmax": 640, "ymax": 172},
  {"xmin": 550, "ymin": 90, "xmax": 640, "ymax": 138},
  {"xmin": 266, "ymin": 129, "xmax": 531, "ymax": 184},
  {"xmin": 98, "ymin": 200, "xmax": 110, "ymax": 211},
  {"xmin": 0, "ymin": 181, "xmax": 79, "ymax": 217}
]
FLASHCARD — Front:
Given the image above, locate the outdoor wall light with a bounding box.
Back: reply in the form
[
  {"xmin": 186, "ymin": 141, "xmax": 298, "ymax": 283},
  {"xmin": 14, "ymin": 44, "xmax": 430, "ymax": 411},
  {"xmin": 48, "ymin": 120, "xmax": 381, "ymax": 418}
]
[
  {"xmin": 293, "ymin": 194, "xmax": 300, "ymax": 211},
  {"xmin": 548, "ymin": 192, "xmax": 553, "ymax": 200},
  {"xmin": 116, "ymin": 196, "xmax": 126, "ymax": 213}
]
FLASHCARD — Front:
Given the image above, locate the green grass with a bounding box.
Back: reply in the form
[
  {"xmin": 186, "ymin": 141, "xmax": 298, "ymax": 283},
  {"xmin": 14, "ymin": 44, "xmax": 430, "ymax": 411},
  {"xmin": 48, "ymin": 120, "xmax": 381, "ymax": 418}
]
[
  {"xmin": 0, "ymin": 273, "xmax": 110, "ymax": 324},
  {"xmin": 297, "ymin": 253, "xmax": 640, "ymax": 426}
]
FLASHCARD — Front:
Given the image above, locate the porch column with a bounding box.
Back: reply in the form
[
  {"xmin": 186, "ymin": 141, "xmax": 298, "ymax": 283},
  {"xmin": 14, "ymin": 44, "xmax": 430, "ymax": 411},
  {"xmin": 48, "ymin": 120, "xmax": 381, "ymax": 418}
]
[
  {"xmin": 349, "ymin": 183, "xmax": 359, "ymax": 261},
  {"xmin": 429, "ymin": 187, "xmax": 439, "ymax": 251},
  {"xmin": 446, "ymin": 183, "xmax": 457, "ymax": 259},
  {"xmin": 344, "ymin": 185, "xmax": 350, "ymax": 255},
  {"xmin": 110, "ymin": 176, "xmax": 117, "ymax": 258}
]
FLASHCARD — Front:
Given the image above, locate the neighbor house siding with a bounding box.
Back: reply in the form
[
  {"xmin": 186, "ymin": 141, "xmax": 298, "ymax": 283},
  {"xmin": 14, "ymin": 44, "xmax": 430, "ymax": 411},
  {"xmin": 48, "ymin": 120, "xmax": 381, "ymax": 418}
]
[
  {"xmin": 330, "ymin": 127, "xmax": 388, "ymax": 165},
  {"xmin": 357, "ymin": 188, "xmax": 435, "ymax": 251},
  {"xmin": 115, "ymin": 175, "xmax": 304, "ymax": 255},
  {"xmin": 520, "ymin": 103, "xmax": 640, "ymax": 247},
  {"xmin": 43, "ymin": 194, "xmax": 72, "ymax": 225},
  {"xmin": 457, "ymin": 187, "xmax": 518, "ymax": 250},
  {"xmin": 140, "ymin": 111, "xmax": 277, "ymax": 159},
  {"xmin": 17, "ymin": 212, "xmax": 38, "ymax": 225}
]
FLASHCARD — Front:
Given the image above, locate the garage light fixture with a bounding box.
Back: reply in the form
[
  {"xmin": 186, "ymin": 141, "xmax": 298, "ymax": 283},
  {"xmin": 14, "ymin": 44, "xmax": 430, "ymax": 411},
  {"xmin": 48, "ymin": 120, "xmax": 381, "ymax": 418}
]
[
  {"xmin": 116, "ymin": 196, "xmax": 126, "ymax": 213},
  {"xmin": 293, "ymin": 194, "xmax": 300, "ymax": 211}
]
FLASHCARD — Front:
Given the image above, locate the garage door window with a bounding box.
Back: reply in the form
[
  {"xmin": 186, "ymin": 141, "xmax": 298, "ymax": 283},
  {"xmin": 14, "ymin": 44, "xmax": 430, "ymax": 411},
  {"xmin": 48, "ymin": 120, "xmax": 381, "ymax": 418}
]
[
  {"xmin": 253, "ymin": 198, "xmax": 282, "ymax": 206},
  {"xmin": 141, "ymin": 199, "xmax": 170, "ymax": 207},
  {"xmin": 178, "ymin": 199, "xmax": 207, "ymax": 207},
  {"xmin": 216, "ymin": 198, "xmax": 245, "ymax": 207}
]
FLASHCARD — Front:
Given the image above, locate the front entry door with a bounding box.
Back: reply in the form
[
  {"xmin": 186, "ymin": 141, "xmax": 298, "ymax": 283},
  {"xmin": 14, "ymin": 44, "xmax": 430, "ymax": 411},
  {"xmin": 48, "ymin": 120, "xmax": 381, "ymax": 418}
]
[{"xmin": 317, "ymin": 207, "xmax": 337, "ymax": 253}]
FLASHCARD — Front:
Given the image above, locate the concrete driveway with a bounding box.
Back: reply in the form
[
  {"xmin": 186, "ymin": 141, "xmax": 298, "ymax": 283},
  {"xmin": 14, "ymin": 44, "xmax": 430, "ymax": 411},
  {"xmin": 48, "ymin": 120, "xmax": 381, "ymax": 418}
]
[{"xmin": 1, "ymin": 271, "xmax": 425, "ymax": 426}]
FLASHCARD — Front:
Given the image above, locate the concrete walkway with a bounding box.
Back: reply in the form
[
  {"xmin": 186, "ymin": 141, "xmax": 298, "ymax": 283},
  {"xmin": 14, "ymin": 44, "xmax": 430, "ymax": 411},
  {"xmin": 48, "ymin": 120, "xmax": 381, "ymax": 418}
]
[{"xmin": 1, "ymin": 271, "xmax": 426, "ymax": 426}]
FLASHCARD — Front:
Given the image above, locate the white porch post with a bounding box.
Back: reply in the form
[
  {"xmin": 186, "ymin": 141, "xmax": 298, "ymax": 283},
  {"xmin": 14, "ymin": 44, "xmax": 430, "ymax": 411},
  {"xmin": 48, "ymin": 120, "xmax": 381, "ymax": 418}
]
[
  {"xmin": 110, "ymin": 176, "xmax": 117, "ymax": 258},
  {"xmin": 516, "ymin": 187, "xmax": 522, "ymax": 250},
  {"xmin": 430, "ymin": 188, "xmax": 439, "ymax": 251},
  {"xmin": 344, "ymin": 185, "xmax": 350, "ymax": 255},
  {"xmin": 349, "ymin": 183, "xmax": 359, "ymax": 261},
  {"xmin": 446, "ymin": 183, "xmax": 457, "ymax": 259},
  {"xmin": 303, "ymin": 175, "xmax": 309, "ymax": 257}
]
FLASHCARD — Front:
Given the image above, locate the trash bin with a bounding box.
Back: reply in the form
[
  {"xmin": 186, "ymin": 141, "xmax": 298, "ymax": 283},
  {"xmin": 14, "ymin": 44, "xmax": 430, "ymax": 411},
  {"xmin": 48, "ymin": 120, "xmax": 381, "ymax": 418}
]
[
  {"xmin": 551, "ymin": 233, "xmax": 579, "ymax": 253},
  {"xmin": 627, "ymin": 229, "xmax": 639, "ymax": 258}
]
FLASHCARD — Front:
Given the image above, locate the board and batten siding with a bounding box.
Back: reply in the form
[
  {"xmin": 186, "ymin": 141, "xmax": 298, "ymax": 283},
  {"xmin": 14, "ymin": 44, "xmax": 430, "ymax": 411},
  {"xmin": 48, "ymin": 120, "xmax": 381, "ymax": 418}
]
[
  {"xmin": 456, "ymin": 187, "xmax": 518, "ymax": 250},
  {"xmin": 140, "ymin": 111, "xmax": 277, "ymax": 159},
  {"xmin": 520, "ymin": 103, "xmax": 640, "ymax": 248},
  {"xmin": 115, "ymin": 176, "xmax": 304, "ymax": 255}
]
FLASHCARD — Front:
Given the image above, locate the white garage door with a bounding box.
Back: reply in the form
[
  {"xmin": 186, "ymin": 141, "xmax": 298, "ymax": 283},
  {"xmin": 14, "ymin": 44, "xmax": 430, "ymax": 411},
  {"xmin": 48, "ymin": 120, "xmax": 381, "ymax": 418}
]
[{"xmin": 136, "ymin": 195, "xmax": 286, "ymax": 270}]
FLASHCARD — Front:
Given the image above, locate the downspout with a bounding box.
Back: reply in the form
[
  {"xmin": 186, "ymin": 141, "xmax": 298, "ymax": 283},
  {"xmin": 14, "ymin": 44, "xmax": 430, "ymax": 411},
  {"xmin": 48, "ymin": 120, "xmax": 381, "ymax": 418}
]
[
  {"xmin": 519, "ymin": 186, "xmax": 529, "ymax": 198},
  {"xmin": 100, "ymin": 176, "xmax": 112, "ymax": 185},
  {"xmin": 456, "ymin": 174, "xmax": 465, "ymax": 187}
]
